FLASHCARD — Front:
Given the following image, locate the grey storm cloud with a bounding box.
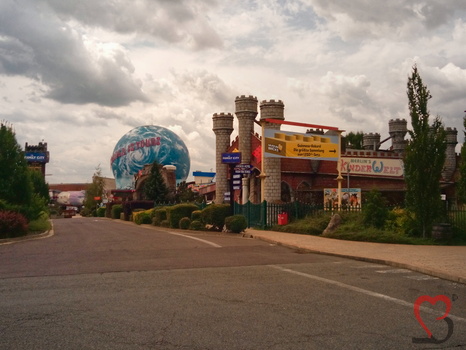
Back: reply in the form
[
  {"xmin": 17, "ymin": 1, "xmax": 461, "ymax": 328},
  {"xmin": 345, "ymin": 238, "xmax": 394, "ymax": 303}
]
[
  {"xmin": 42, "ymin": 0, "xmax": 223, "ymax": 50},
  {"xmin": 0, "ymin": 0, "xmax": 149, "ymax": 106}
]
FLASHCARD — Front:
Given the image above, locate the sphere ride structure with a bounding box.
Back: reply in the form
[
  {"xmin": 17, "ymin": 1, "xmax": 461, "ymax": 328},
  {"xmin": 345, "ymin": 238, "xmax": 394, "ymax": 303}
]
[{"xmin": 111, "ymin": 125, "xmax": 190, "ymax": 189}]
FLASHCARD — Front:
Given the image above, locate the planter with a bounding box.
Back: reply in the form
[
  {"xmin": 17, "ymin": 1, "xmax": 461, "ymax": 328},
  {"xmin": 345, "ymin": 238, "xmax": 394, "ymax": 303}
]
[{"xmin": 431, "ymin": 223, "xmax": 452, "ymax": 240}]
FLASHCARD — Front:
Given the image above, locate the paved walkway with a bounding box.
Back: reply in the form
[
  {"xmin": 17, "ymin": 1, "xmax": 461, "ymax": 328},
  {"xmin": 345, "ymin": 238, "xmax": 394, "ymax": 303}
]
[{"xmin": 246, "ymin": 228, "xmax": 466, "ymax": 284}]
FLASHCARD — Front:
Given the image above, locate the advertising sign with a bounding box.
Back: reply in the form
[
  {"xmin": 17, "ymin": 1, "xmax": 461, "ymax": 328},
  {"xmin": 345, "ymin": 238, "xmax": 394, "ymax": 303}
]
[
  {"xmin": 324, "ymin": 188, "xmax": 362, "ymax": 209},
  {"xmin": 222, "ymin": 152, "xmax": 241, "ymax": 164},
  {"xmin": 264, "ymin": 129, "xmax": 339, "ymax": 160},
  {"xmin": 340, "ymin": 157, "xmax": 404, "ymax": 177},
  {"xmin": 24, "ymin": 152, "xmax": 49, "ymax": 163}
]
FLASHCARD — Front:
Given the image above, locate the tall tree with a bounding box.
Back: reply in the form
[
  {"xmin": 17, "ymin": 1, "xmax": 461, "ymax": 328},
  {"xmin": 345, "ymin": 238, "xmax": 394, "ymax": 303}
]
[
  {"xmin": 344, "ymin": 131, "xmax": 364, "ymax": 149},
  {"xmin": 0, "ymin": 121, "xmax": 32, "ymax": 206},
  {"xmin": 143, "ymin": 161, "xmax": 169, "ymax": 201},
  {"xmin": 404, "ymin": 65, "xmax": 446, "ymax": 238},
  {"xmin": 457, "ymin": 113, "xmax": 466, "ymax": 204},
  {"xmin": 83, "ymin": 165, "xmax": 105, "ymax": 215},
  {"xmin": 29, "ymin": 169, "xmax": 50, "ymax": 202}
]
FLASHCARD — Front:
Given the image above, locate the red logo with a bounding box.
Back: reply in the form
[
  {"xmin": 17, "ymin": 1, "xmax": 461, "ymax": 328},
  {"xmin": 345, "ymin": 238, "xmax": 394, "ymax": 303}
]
[{"xmin": 413, "ymin": 295, "xmax": 454, "ymax": 344}]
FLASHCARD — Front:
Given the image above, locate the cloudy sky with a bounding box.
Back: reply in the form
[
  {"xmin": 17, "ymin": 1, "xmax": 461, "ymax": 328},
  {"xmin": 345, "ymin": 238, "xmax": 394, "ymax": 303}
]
[{"xmin": 1, "ymin": 0, "xmax": 466, "ymax": 185}]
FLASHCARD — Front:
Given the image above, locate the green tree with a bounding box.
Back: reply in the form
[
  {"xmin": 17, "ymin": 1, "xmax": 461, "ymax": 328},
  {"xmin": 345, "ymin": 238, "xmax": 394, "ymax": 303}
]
[
  {"xmin": 175, "ymin": 181, "xmax": 201, "ymax": 203},
  {"xmin": 0, "ymin": 121, "xmax": 32, "ymax": 206},
  {"xmin": 143, "ymin": 161, "xmax": 169, "ymax": 201},
  {"xmin": 29, "ymin": 169, "xmax": 50, "ymax": 202},
  {"xmin": 83, "ymin": 165, "xmax": 105, "ymax": 216},
  {"xmin": 404, "ymin": 65, "xmax": 446, "ymax": 238},
  {"xmin": 344, "ymin": 131, "xmax": 364, "ymax": 149},
  {"xmin": 457, "ymin": 113, "xmax": 466, "ymax": 203}
]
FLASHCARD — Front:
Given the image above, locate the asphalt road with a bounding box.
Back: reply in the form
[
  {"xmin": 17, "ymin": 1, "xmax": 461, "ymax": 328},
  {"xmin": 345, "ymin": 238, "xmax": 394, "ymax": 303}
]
[{"xmin": 1, "ymin": 217, "xmax": 466, "ymax": 349}]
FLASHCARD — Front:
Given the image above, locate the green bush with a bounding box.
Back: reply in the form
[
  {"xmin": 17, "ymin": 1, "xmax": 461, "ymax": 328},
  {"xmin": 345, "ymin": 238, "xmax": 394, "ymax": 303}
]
[
  {"xmin": 179, "ymin": 217, "xmax": 191, "ymax": 229},
  {"xmin": 133, "ymin": 209, "xmax": 153, "ymax": 225},
  {"xmin": 201, "ymin": 204, "xmax": 230, "ymax": 230},
  {"xmin": 111, "ymin": 204, "xmax": 123, "ymax": 219},
  {"xmin": 225, "ymin": 215, "xmax": 247, "ymax": 233},
  {"xmin": 191, "ymin": 210, "xmax": 202, "ymax": 222},
  {"xmin": 152, "ymin": 208, "xmax": 168, "ymax": 226},
  {"xmin": 189, "ymin": 220, "xmax": 204, "ymax": 231},
  {"xmin": 28, "ymin": 211, "xmax": 51, "ymax": 232},
  {"xmin": 166, "ymin": 204, "xmax": 199, "ymax": 228},
  {"xmin": 363, "ymin": 190, "xmax": 389, "ymax": 229},
  {"xmin": 160, "ymin": 219, "xmax": 170, "ymax": 227},
  {"xmin": 0, "ymin": 210, "xmax": 28, "ymax": 238},
  {"xmin": 96, "ymin": 207, "xmax": 106, "ymax": 217}
]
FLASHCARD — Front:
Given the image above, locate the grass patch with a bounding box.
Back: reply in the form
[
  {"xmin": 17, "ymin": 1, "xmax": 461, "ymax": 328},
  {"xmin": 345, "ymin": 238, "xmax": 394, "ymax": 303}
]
[
  {"xmin": 28, "ymin": 212, "xmax": 51, "ymax": 233},
  {"xmin": 272, "ymin": 211, "xmax": 466, "ymax": 245}
]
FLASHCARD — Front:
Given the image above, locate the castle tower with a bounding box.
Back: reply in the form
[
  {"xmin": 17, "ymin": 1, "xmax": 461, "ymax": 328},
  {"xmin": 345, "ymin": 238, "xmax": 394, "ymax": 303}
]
[
  {"xmin": 24, "ymin": 141, "xmax": 49, "ymax": 177},
  {"xmin": 260, "ymin": 99, "xmax": 285, "ymax": 202},
  {"xmin": 363, "ymin": 133, "xmax": 381, "ymax": 151},
  {"xmin": 388, "ymin": 118, "xmax": 408, "ymax": 153},
  {"xmin": 212, "ymin": 113, "xmax": 234, "ymax": 204},
  {"xmin": 442, "ymin": 127, "xmax": 458, "ymax": 181},
  {"xmin": 235, "ymin": 95, "xmax": 258, "ymax": 204}
]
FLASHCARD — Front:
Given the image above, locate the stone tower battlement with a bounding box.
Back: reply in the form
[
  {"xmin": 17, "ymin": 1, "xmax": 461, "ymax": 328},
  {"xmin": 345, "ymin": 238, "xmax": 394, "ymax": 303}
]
[
  {"xmin": 363, "ymin": 133, "xmax": 381, "ymax": 151},
  {"xmin": 388, "ymin": 118, "xmax": 408, "ymax": 153},
  {"xmin": 212, "ymin": 113, "xmax": 234, "ymax": 204},
  {"xmin": 259, "ymin": 100, "xmax": 285, "ymax": 121}
]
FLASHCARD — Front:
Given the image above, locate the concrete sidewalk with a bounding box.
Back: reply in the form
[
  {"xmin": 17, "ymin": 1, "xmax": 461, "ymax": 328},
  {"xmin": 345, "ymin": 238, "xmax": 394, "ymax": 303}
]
[{"xmin": 246, "ymin": 228, "xmax": 466, "ymax": 284}]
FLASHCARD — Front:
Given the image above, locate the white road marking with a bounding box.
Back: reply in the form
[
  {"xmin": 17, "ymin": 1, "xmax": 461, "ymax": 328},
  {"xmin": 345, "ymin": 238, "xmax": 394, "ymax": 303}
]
[
  {"xmin": 270, "ymin": 265, "xmax": 466, "ymax": 322},
  {"xmin": 166, "ymin": 231, "xmax": 222, "ymax": 248},
  {"xmin": 406, "ymin": 275, "xmax": 439, "ymax": 281},
  {"xmin": 376, "ymin": 269, "xmax": 412, "ymax": 274}
]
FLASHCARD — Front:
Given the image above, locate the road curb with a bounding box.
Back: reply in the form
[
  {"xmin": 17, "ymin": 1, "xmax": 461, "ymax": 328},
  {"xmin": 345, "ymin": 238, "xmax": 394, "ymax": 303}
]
[
  {"xmin": 250, "ymin": 233, "xmax": 466, "ymax": 285},
  {"xmin": 0, "ymin": 221, "xmax": 54, "ymax": 246}
]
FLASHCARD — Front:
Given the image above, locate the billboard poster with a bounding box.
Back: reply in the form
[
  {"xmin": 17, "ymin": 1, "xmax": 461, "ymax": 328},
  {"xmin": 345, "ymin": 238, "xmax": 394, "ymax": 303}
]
[
  {"xmin": 324, "ymin": 188, "xmax": 362, "ymax": 209},
  {"xmin": 264, "ymin": 129, "xmax": 339, "ymax": 160},
  {"xmin": 340, "ymin": 157, "xmax": 403, "ymax": 177}
]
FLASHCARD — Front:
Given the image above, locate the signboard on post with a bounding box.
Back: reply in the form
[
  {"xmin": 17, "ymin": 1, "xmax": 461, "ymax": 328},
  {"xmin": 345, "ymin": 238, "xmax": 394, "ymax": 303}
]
[
  {"xmin": 264, "ymin": 129, "xmax": 339, "ymax": 160},
  {"xmin": 222, "ymin": 152, "xmax": 241, "ymax": 164},
  {"xmin": 234, "ymin": 164, "xmax": 252, "ymax": 174}
]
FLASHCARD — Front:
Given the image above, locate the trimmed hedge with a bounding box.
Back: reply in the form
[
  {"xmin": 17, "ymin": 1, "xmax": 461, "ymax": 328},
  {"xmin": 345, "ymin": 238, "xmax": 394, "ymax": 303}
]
[
  {"xmin": 201, "ymin": 204, "xmax": 231, "ymax": 230},
  {"xmin": 179, "ymin": 217, "xmax": 191, "ymax": 230},
  {"xmin": 123, "ymin": 200, "xmax": 154, "ymax": 221},
  {"xmin": 133, "ymin": 209, "xmax": 154, "ymax": 225},
  {"xmin": 0, "ymin": 210, "xmax": 28, "ymax": 238},
  {"xmin": 166, "ymin": 204, "xmax": 199, "ymax": 228},
  {"xmin": 225, "ymin": 215, "xmax": 247, "ymax": 233},
  {"xmin": 96, "ymin": 207, "xmax": 106, "ymax": 217},
  {"xmin": 152, "ymin": 208, "xmax": 168, "ymax": 226},
  {"xmin": 111, "ymin": 204, "xmax": 123, "ymax": 219},
  {"xmin": 191, "ymin": 210, "xmax": 202, "ymax": 222},
  {"xmin": 189, "ymin": 220, "xmax": 204, "ymax": 231}
]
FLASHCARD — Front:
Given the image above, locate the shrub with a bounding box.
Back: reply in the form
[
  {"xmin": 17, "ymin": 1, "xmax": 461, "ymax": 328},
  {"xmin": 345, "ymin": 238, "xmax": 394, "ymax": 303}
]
[
  {"xmin": 160, "ymin": 219, "xmax": 170, "ymax": 227},
  {"xmin": 189, "ymin": 220, "xmax": 204, "ymax": 231},
  {"xmin": 191, "ymin": 210, "xmax": 202, "ymax": 222},
  {"xmin": 28, "ymin": 211, "xmax": 51, "ymax": 232},
  {"xmin": 0, "ymin": 210, "xmax": 28, "ymax": 238},
  {"xmin": 123, "ymin": 200, "xmax": 154, "ymax": 221},
  {"xmin": 201, "ymin": 204, "xmax": 230, "ymax": 230},
  {"xmin": 225, "ymin": 215, "xmax": 247, "ymax": 233},
  {"xmin": 133, "ymin": 209, "xmax": 153, "ymax": 225},
  {"xmin": 111, "ymin": 204, "xmax": 123, "ymax": 219},
  {"xmin": 363, "ymin": 190, "xmax": 389, "ymax": 229},
  {"xmin": 96, "ymin": 207, "xmax": 106, "ymax": 217},
  {"xmin": 152, "ymin": 208, "xmax": 168, "ymax": 226},
  {"xmin": 166, "ymin": 204, "xmax": 199, "ymax": 228},
  {"xmin": 179, "ymin": 217, "xmax": 191, "ymax": 229}
]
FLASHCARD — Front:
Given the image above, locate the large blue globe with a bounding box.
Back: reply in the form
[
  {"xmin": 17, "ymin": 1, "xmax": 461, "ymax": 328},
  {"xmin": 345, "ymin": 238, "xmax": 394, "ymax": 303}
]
[{"xmin": 111, "ymin": 125, "xmax": 190, "ymax": 189}]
